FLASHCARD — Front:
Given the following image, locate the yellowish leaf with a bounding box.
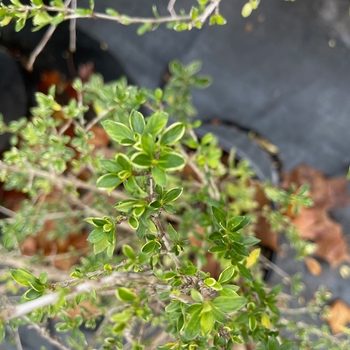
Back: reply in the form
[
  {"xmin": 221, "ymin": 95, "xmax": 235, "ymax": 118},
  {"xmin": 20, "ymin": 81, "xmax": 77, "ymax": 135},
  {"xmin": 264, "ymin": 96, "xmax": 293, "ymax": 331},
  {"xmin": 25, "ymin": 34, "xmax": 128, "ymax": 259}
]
[
  {"xmin": 241, "ymin": 3, "xmax": 252, "ymax": 18},
  {"xmin": 261, "ymin": 313, "xmax": 270, "ymax": 328},
  {"xmin": 246, "ymin": 248, "xmax": 260, "ymax": 268}
]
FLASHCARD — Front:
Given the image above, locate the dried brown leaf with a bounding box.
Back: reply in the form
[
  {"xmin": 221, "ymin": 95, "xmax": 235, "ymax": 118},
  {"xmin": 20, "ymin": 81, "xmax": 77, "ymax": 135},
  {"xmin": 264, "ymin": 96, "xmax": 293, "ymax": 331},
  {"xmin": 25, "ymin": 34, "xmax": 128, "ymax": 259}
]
[
  {"xmin": 324, "ymin": 299, "xmax": 350, "ymax": 334},
  {"xmin": 305, "ymin": 257, "xmax": 322, "ymax": 276}
]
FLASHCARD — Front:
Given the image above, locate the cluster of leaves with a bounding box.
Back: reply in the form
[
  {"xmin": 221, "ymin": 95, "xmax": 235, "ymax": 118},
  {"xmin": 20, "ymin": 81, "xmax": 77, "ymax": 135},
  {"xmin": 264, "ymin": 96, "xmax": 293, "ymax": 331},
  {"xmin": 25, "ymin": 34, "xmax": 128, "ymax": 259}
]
[
  {"xmin": 0, "ymin": 0, "xmax": 228, "ymax": 35},
  {"xmin": 0, "ymin": 59, "xmax": 346, "ymax": 350}
]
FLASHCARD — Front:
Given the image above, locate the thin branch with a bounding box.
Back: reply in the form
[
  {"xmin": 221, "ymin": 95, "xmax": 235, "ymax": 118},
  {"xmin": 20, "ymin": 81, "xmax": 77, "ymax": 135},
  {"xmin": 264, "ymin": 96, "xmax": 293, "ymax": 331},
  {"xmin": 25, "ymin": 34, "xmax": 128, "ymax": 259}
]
[
  {"xmin": 13, "ymin": 327, "xmax": 23, "ymax": 350},
  {"xmin": 197, "ymin": 0, "xmax": 221, "ymax": 23},
  {"xmin": 26, "ymin": 0, "xmax": 72, "ymax": 71},
  {"xmin": 24, "ymin": 317, "xmax": 70, "ymax": 350},
  {"xmin": 4, "ymin": 0, "xmax": 222, "ymax": 27},
  {"xmin": 0, "ymin": 160, "xmax": 128, "ymax": 201},
  {"xmin": 167, "ymin": 0, "xmax": 177, "ymax": 17},
  {"xmin": 0, "ymin": 270, "xmax": 165, "ymax": 321},
  {"xmin": 69, "ymin": 0, "xmax": 77, "ymax": 52},
  {"xmin": 152, "ymin": 216, "xmax": 182, "ymax": 268},
  {"xmin": 280, "ymin": 319, "xmax": 343, "ymax": 346},
  {"xmin": 84, "ymin": 107, "xmax": 115, "ymax": 132},
  {"xmin": 0, "ymin": 205, "xmax": 16, "ymax": 217},
  {"xmin": 279, "ymin": 306, "xmax": 310, "ymax": 315},
  {"xmin": 26, "ymin": 24, "xmax": 57, "ymax": 71},
  {"xmin": 259, "ymin": 253, "xmax": 291, "ymax": 281}
]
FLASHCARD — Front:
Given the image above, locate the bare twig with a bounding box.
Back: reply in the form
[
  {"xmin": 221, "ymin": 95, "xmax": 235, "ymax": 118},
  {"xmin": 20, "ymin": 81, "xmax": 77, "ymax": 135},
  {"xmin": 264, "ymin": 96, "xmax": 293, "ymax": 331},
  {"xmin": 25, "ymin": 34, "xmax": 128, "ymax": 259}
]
[
  {"xmin": 259, "ymin": 254, "xmax": 291, "ymax": 281},
  {"xmin": 84, "ymin": 107, "xmax": 115, "ymax": 132},
  {"xmin": 152, "ymin": 216, "xmax": 182, "ymax": 268},
  {"xmin": 0, "ymin": 270, "xmax": 165, "ymax": 321},
  {"xmin": 0, "ymin": 205, "xmax": 16, "ymax": 217},
  {"xmin": 280, "ymin": 319, "xmax": 342, "ymax": 346},
  {"xmin": 69, "ymin": 0, "xmax": 77, "ymax": 52},
  {"xmin": 0, "ymin": 160, "xmax": 128, "ymax": 201},
  {"xmin": 167, "ymin": 0, "xmax": 177, "ymax": 17},
  {"xmin": 13, "ymin": 327, "xmax": 23, "ymax": 350},
  {"xmin": 26, "ymin": 0, "xmax": 72, "ymax": 71},
  {"xmin": 25, "ymin": 317, "xmax": 70, "ymax": 350},
  {"xmin": 26, "ymin": 25, "xmax": 57, "ymax": 71}
]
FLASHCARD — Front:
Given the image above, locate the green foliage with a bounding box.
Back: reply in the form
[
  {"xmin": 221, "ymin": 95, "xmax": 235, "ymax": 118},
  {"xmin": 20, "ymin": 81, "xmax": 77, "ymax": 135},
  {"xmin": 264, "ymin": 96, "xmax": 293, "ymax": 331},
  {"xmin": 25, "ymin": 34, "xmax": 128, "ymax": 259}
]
[{"xmin": 0, "ymin": 21, "xmax": 346, "ymax": 348}]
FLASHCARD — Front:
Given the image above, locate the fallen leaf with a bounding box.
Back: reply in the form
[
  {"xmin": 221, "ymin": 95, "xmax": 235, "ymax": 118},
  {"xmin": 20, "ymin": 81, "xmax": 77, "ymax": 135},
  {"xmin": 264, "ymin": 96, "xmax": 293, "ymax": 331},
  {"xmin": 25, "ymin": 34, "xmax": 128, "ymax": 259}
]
[
  {"xmin": 283, "ymin": 164, "xmax": 350, "ymax": 268},
  {"xmin": 324, "ymin": 299, "xmax": 350, "ymax": 334},
  {"xmin": 305, "ymin": 257, "xmax": 322, "ymax": 276},
  {"xmin": 282, "ymin": 164, "xmax": 350, "ymax": 210},
  {"xmin": 88, "ymin": 125, "xmax": 110, "ymax": 148}
]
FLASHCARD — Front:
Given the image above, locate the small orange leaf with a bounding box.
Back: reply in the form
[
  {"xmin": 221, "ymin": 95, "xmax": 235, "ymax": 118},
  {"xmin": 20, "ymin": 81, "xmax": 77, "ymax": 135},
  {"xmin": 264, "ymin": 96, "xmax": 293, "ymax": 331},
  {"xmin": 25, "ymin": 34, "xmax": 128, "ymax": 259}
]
[
  {"xmin": 304, "ymin": 257, "xmax": 322, "ymax": 276},
  {"xmin": 324, "ymin": 299, "xmax": 350, "ymax": 334}
]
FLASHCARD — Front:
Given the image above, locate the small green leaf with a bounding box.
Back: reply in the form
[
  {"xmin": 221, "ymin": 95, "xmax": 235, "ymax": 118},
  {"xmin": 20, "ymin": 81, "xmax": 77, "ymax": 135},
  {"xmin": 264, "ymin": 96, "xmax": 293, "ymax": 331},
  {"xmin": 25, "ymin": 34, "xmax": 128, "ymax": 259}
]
[
  {"xmin": 237, "ymin": 263, "xmax": 253, "ymax": 281},
  {"xmin": 200, "ymin": 311, "xmax": 214, "ymax": 335},
  {"xmin": 154, "ymin": 88, "xmax": 163, "ymax": 101},
  {"xmin": 100, "ymin": 159, "xmax": 122, "ymax": 173},
  {"xmin": 218, "ymin": 265, "xmax": 235, "ymax": 284},
  {"xmin": 183, "ymin": 308, "xmax": 202, "ymax": 340},
  {"xmin": 129, "ymin": 110, "xmax": 145, "ymax": 133},
  {"xmin": 157, "ymin": 152, "xmax": 185, "ymax": 171},
  {"xmin": 215, "ymin": 14, "xmax": 227, "ymax": 25},
  {"xmin": 211, "ymin": 306, "xmax": 227, "ymax": 324},
  {"xmin": 169, "ymin": 60, "xmax": 183, "ymax": 76},
  {"xmin": 211, "ymin": 296, "xmax": 246, "ymax": 313},
  {"xmin": 141, "ymin": 240, "xmax": 157, "ymax": 254},
  {"xmin": 137, "ymin": 22, "xmax": 152, "ymax": 35},
  {"xmin": 11, "ymin": 269, "xmax": 38, "ymax": 287},
  {"xmin": 152, "ymin": 166, "xmax": 167, "ymax": 186},
  {"xmin": 191, "ymin": 289, "xmax": 203, "ymax": 303},
  {"xmin": 160, "ymin": 122, "xmax": 185, "ymax": 146},
  {"xmin": 0, "ymin": 322, "xmax": 5, "ymax": 342},
  {"xmin": 212, "ymin": 206, "xmax": 226, "ymax": 228},
  {"xmin": 102, "ymin": 120, "xmax": 134, "ymax": 144},
  {"xmin": 228, "ymin": 216, "xmax": 250, "ymax": 232},
  {"xmin": 105, "ymin": 8, "xmax": 119, "ymax": 16},
  {"xmin": 231, "ymin": 242, "xmax": 249, "ymax": 257},
  {"xmin": 97, "ymin": 173, "xmax": 122, "ymax": 189},
  {"xmin": 122, "ymin": 244, "xmax": 136, "ymax": 260},
  {"xmin": 115, "ymin": 199, "xmax": 138, "ymax": 213},
  {"xmin": 165, "ymin": 300, "xmax": 181, "ymax": 313},
  {"xmin": 241, "ymin": 3, "xmax": 253, "ymax": 18},
  {"xmin": 174, "ymin": 22, "xmax": 189, "ymax": 32},
  {"xmin": 116, "ymin": 154, "xmax": 132, "ymax": 172},
  {"xmin": 167, "ymin": 224, "xmax": 180, "ymax": 242},
  {"xmin": 116, "ymin": 287, "xmax": 137, "ymax": 302},
  {"xmin": 208, "ymin": 245, "xmax": 227, "ymax": 253},
  {"xmin": 248, "ymin": 314, "xmax": 257, "ymax": 331},
  {"xmin": 144, "ymin": 112, "xmax": 168, "ymax": 137},
  {"xmin": 141, "ymin": 133, "xmax": 155, "ymax": 157},
  {"xmin": 128, "ymin": 216, "xmax": 139, "ymax": 230},
  {"xmin": 267, "ymin": 337, "xmax": 280, "ymax": 350},
  {"xmin": 131, "ymin": 152, "xmax": 152, "ymax": 168},
  {"xmin": 163, "ymin": 187, "xmax": 183, "ymax": 203},
  {"xmin": 93, "ymin": 239, "xmax": 109, "ymax": 255},
  {"xmin": 23, "ymin": 288, "xmax": 43, "ymax": 300},
  {"xmin": 242, "ymin": 236, "xmax": 260, "ymax": 246}
]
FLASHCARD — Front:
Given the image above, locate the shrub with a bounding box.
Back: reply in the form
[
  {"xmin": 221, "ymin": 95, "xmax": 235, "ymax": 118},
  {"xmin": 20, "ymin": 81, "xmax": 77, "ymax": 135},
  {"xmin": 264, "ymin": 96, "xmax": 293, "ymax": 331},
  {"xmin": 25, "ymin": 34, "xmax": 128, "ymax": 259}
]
[{"xmin": 0, "ymin": 1, "xmax": 349, "ymax": 349}]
